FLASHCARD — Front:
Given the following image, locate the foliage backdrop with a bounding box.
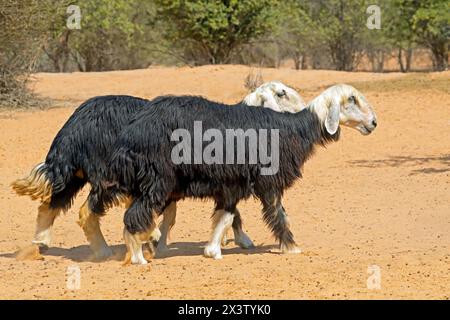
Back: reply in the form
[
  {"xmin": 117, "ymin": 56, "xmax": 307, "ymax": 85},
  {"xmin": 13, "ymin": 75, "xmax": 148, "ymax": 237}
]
[{"xmin": 0, "ymin": 0, "xmax": 448, "ymax": 106}]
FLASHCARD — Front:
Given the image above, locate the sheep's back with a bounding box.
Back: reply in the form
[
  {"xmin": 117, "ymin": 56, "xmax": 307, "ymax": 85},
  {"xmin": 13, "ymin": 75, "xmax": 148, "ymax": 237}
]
[{"xmin": 108, "ymin": 96, "xmax": 310, "ymax": 199}]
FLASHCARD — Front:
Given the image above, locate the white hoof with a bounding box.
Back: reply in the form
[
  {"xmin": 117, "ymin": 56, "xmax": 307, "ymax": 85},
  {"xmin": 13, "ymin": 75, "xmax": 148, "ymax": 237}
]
[
  {"xmin": 131, "ymin": 255, "xmax": 148, "ymax": 265},
  {"xmin": 204, "ymin": 244, "xmax": 223, "ymax": 260},
  {"xmin": 32, "ymin": 229, "xmax": 52, "ymax": 248},
  {"xmin": 281, "ymin": 243, "xmax": 302, "ymax": 254},
  {"xmin": 32, "ymin": 239, "xmax": 51, "ymax": 248}
]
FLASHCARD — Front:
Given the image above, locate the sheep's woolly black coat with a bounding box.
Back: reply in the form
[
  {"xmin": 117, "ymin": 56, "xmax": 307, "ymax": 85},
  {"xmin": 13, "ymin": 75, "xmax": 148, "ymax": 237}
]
[
  {"xmin": 101, "ymin": 95, "xmax": 340, "ymax": 234},
  {"xmin": 14, "ymin": 93, "xmax": 260, "ymax": 214},
  {"xmin": 43, "ymin": 95, "xmax": 149, "ymax": 210}
]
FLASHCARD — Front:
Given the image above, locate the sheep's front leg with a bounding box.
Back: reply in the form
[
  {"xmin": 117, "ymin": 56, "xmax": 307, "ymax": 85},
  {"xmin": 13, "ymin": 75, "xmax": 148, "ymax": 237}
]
[
  {"xmin": 204, "ymin": 209, "xmax": 234, "ymax": 259},
  {"xmin": 277, "ymin": 206, "xmax": 301, "ymax": 254},
  {"xmin": 261, "ymin": 195, "xmax": 301, "ymax": 254},
  {"xmin": 123, "ymin": 227, "xmax": 154, "ymax": 265},
  {"xmin": 123, "ymin": 197, "xmax": 158, "ymax": 265},
  {"xmin": 156, "ymin": 201, "xmax": 177, "ymax": 251},
  {"xmin": 231, "ymin": 209, "xmax": 255, "ymax": 249}
]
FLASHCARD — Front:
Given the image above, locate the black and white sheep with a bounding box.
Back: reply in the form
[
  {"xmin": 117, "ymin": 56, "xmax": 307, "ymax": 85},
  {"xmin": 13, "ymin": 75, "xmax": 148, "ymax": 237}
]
[
  {"xmin": 98, "ymin": 84, "xmax": 377, "ymax": 264},
  {"xmin": 157, "ymin": 81, "xmax": 306, "ymax": 251},
  {"xmin": 11, "ymin": 82, "xmax": 305, "ymax": 260}
]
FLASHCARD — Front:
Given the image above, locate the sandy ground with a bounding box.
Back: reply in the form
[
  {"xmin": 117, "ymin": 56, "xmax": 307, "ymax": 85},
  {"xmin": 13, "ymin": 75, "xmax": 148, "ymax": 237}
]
[{"xmin": 0, "ymin": 66, "xmax": 449, "ymax": 299}]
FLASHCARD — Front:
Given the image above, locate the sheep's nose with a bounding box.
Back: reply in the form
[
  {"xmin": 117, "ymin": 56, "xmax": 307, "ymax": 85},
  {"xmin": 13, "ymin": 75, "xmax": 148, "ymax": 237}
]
[{"xmin": 372, "ymin": 119, "xmax": 377, "ymax": 127}]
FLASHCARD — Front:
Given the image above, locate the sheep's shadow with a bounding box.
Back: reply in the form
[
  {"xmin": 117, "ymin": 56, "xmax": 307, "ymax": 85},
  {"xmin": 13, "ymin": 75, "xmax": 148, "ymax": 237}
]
[
  {"xmin": 348, "ymin": 154, "xmax": 450, "ymax": 175},
  {"xmin": 155, "ymin": 241, "xmax": 277, "ymax": 259},
  {"xmin": 0, "ymin": 244, "xmax": 123, "ymax": 263},
  {"xmin": 0, "ymin": 241, "xmax": 278, "ymax": 263},
  {"xmin": 46, "ymin": 244, "xmax": 124, "ymax": 262}
]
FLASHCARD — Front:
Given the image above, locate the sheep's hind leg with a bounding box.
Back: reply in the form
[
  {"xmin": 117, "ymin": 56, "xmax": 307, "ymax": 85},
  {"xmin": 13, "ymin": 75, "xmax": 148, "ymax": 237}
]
[
  {"xmin": 32, "ymin": 202, "xmax": 60, "ymax": 250},
  {"xmin": 261, "ymin": 196, "xmax": 301, "ymax": 254},
  {"xmin": 16, "ymin": 202, "xmax": 61, "ymax": 260},
  {"xmin": 204, "ymin": 209, "xmax": 234, "ymax": 259},
  {"xmin": 156, "ymin": 201, "xmax": 177, "ymax": 251},
  {"xmin": 231, "ymin": 209, "xmax": 255, "ymax": 249},
  {"xmin": 78, "ymin": 199, "xmax": 113, "ymax": 260}
]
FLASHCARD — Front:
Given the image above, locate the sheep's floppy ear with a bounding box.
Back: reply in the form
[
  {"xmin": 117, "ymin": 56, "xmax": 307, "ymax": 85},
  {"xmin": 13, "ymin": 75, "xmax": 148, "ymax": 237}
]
[
  {"xmin": 325, "ymin": 103, "xmax": 340, "ymax": 134},
  {"xmin": 260, "ymin": 91, "xmax": 282, "ymax": 112},
  {"xmin": 243, "ymin": 92, "xmax": 261, "ymax": 106}
]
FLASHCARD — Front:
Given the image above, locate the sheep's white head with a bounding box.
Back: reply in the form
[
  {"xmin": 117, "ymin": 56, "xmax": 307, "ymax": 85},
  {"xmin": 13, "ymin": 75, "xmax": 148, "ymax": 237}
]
[
  {"xmin": 310, "ymin": 84, "xmax": 377, "ymax": 135},
  {"xmin": 244, "ymin": 81, "xmax": 306, "ymax": 113}
]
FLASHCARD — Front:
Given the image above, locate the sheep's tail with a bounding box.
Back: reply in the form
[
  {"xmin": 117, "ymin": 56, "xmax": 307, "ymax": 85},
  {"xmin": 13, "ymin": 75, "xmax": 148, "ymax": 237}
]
[{"xmin": 11, "ymin": 162, "xmax": 52, "ymax": 203}]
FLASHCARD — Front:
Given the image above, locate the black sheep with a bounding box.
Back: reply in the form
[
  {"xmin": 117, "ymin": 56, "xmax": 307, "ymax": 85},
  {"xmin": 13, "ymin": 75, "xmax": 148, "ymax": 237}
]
[
  {"xmin": 11, "ymin": 82, "xmax": 304, "ymax": 260},
  {"xmin": 100, "ymin": 84, "xmax": 377, "ymax": 264}
]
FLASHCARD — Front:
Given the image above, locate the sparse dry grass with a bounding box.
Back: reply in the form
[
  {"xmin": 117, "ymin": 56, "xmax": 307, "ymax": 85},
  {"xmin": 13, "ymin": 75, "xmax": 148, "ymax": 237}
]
[{"xmin": 348, "ymin": 73, "xmax": 450, "ymax": 94}]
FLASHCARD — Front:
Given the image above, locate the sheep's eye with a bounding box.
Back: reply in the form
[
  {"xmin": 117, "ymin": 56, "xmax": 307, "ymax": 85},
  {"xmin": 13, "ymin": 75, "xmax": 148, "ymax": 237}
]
[
  {"xmin": 348, "ymin": 95, "xmax": 356, "ymax": 104},
  {"xmin": 276, "ymin": 90, "xmax": 286, "ymax": 98}
]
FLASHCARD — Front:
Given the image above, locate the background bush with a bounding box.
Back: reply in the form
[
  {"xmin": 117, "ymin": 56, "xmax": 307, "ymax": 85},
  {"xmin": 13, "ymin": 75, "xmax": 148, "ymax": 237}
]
[{"xmin": 0, "ymin": 0, "xmax": 448, "ymax": 107}]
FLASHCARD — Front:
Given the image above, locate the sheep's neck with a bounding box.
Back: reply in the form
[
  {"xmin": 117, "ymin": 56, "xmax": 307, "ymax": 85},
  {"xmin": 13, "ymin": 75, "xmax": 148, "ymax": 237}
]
[{"xmin": 292, "ymin": 107, "xmax": 340, "ymax": 148}]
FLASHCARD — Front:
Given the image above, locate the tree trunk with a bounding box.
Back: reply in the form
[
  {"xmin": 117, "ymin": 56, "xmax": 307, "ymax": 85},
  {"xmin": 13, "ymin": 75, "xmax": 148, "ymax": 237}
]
[
  {"xmin": 369, "ymin": 51, "xmax": 375, "ymax": 72},
  {"xmin": 405, "ymin": 47, "xmax": 413, "ymax": 72},
  {"xmin": 431, "ymin": 44, "xmax": 448, "ymax": 71},
  {"xmin": 294, "ymin": 57, "xmax": 300, "ymax": 70},
  {"xmin": 398, "ymin": 48, "xmax": 406, "ymax": 73},
  {"xmin": 371, "ymin": 50, "xmax": 384, "ymax": 73},
  {"xmin": 301, "ymin": 55, "xmax": 307, "ymax": 69},
  {"xmin": 293, "ymin": 51, "xmax": 304, "ymax": 70},
  {"xmin": 44, "ymin": 30, "xmax": 71, "ymax": 72},
  {"xmin": 378, "ymin": 51, "xmax": 385, "ymax": 72}
]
